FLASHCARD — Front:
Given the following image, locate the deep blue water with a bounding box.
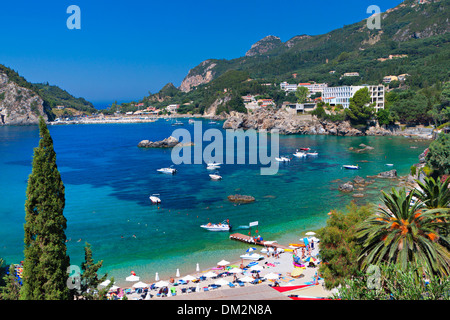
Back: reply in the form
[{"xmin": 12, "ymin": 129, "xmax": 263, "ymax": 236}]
[{"xmin": 0, "ymin": 119, "xmax": 429, "ymax": 285}]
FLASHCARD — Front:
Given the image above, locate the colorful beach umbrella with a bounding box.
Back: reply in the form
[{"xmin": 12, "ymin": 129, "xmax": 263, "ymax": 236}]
[
  {"xmin": 246, "ymin": 247, "xmax": 257, "ymax": 252},
  {"xmin": 304, "ymin": 256, "xmax": 317, "ymax": 262}
]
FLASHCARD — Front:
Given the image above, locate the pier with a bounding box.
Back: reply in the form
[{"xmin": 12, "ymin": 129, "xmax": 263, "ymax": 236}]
[{"xmin": 229, "ymin": 233, "xmax": 292, "ymax": 251}]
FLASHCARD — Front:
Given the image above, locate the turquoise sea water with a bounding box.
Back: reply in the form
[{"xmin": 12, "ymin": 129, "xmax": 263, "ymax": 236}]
[{"xmin": 0, "ymin": 119, "xmax": 429, "ymax": 286}]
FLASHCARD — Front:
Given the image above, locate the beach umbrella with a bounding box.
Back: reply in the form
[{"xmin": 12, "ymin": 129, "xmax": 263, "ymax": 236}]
[
  {"xmin": 217, "ymin": 260, "xmax": 230, "ymax": 266},
  {"xmin": 276, "ymin": 248, "xmax": 284, "ymax": 252},
  {"xmin": 182, "ymin": 275, "xmax": 197, "ymax": 281},
  {"xmin": 132, "ymin": 281, "xmax": 149, "ymax": 288},
  {"xmin": 214, "ymin": 278, "xmax": 229, "ymax": 286},
  {"xmin": 229, "ymin": 267, "xmax": 243, "ymax": 274},
  {"xmin": 249, "ymin": 265, "xmax": 263, "ymax": 272},
  {"xmin": 305, "ymin": 232, "xmax": 316, "ymax": 236},
  {"xmin": 155, "ymin": 272, "xmax": 159, "ymax": 281},
  {"xmin": 109, "ymin": 285, "xmax": 120, "ymax": 291},
  {"xmin": 290, "ymin": 268, "xmax": 304, "ymax": 278},
  {"xmin": 264, "ymin": 272, "xmax": 280, "ymax": 280},
  {"xmin": 154, "ymin": 280, "xmax": 169, "ymax": 288},
  {"xmin": 240, "ymin": 276, "xmax": 254, "ymax": 283},
  {"xmin": 304, "ymin": 256, "xmax": 317, "ymax": 262},
  {"xmin": 176, "ymin": 269, "xmax": 180, "ymax": 277},
  {"xmin": 125, "ymin": 275, "xmax": 140, "ymax": 282},
  {"xmin": 99, "ymin": 279, "xmax": 113, "ymax": 287},
  {"xmin": 196, "ymin": 263, "xmax": 200, "ymax": 272},
  {"xmin": 246, "ymin": 247, "xmax": 257, "ymax": 252},
  {"xmin": 204, "ymin": 271, "xmax": 217, "ymax": 278}
]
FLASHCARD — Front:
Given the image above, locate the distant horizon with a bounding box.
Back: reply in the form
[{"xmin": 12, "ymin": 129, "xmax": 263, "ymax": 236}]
[{"xmin": 1, "ymin": 0, "xmax": 404, "ymax": 105}]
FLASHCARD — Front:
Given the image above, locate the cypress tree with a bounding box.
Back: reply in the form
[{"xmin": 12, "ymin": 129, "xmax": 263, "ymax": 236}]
[{"xmin": 21, "ymin": 117, "xmax": 70, "ymax": 300}]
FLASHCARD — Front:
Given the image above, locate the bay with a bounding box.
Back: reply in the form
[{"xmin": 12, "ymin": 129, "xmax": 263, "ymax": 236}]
[{"xmin": 0, "ymin": 119, "xmax": 429, "ymax": 286}]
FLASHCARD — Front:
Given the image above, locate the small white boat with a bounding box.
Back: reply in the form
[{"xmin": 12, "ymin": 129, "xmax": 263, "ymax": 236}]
[
  {"xmin": 157, "ymin": 167, "xmax": 177, "ymax": 174},
  {"xmin": 209, "ymin": 174, "xmax": 222, "ymax": 180},
  {"xmin": 307, "ymin": 152, "xmax": 318, "ymax": 156},
  {"xmin": 239, "ymin": 253, "xmax": 264, "ymax": 261},
  {"xmin": 386, "ymin": 163, "xmax": 394, "ymax": 166},
  {"xmin": 149, "ymin": 194, "xmax": 161, "ymax": 204},
  {"xmin": 343, "ymin": 165, "xmax": 359, "ymax": 170},
  {"xmin": 200, "ymin": 220, "xmax": 231, "ymax": 231},
  {"xmin": 293, "ymin": 152, "xmax": 307, "ymax": 158},
  {"xmin": 171, "ymin": 121, "xmax": 184, "ymax": 126},
  {"xmin": 206, "ymin": 165, "xmax": 220, "ymax": 170},
  {"xmin": 207, "ymin": 162, "xmax": 222, "ymax": 166},
  {"xmin": 275, "ymin": 156, "xmax": 290, "ymax": 162}
]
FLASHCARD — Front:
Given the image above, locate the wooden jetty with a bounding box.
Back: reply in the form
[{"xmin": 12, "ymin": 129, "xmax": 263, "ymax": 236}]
[{"xmin": 229, "ymin": 233, "xmax": 291, "ymax": 251}]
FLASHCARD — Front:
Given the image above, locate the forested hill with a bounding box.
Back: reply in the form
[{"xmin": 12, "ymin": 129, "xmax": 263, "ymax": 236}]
[
  {"xmin": 179, "ymin": 0, "xmax": 450, "ymax": 91},
  {"xmin": 0, "ymin": 64, "xmax": 96, "ymax": 121}
]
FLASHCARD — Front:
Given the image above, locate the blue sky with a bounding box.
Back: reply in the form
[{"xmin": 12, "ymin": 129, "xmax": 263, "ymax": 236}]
[{"xmin": 0, "ymin": 0, "xmax": 403, "ymax": 107}]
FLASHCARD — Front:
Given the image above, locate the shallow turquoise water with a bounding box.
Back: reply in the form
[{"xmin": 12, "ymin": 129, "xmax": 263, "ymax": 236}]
[{"xmin": 0, "ymin": 120, "xmax": 429, "ymax": 285}]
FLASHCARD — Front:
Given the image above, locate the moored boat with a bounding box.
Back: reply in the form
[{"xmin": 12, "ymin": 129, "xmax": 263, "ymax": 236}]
[
  {"xmin": 343, "ymin": 165, "xmax": 359, "ymax": 170},
  {"xmin": 200, "ymin": 220, "xmax": 231, "ymax": 231},
  {"xmin": 157, "ymin": 166, "xmax": 177, "ymax": 174},
  {"xmin": 275, "ymin": 156, "xmax": 291, "ymax": 162},
  {"xmin": 149, "ymin": 194, "xmax": 161, "ymax": 204},
  {"xmin": 209, "ymin": 174, "xmax": 222, "ymax": 180}
]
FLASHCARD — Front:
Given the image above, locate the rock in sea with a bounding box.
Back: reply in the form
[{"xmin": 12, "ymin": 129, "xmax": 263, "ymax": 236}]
[
  {"xmin": 227, "ymin": 194, "xmax": 255, "ymax": 203},
  {"xmin": 138, "ymin": 136, "xmax": 193, "ymax": 148}
]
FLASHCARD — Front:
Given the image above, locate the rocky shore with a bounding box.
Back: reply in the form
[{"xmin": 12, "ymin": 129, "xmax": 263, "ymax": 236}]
[
  {"xmin": 222, "ymin": 108, "xmax": 433, "ymax": 138},
  {"xmin": 138, "ymin": 136, "xmax": 193, "ymax": 148}
]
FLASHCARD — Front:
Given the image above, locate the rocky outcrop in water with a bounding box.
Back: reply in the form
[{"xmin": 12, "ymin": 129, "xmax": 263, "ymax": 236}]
[
  {"xmin": 0, "ymin": 72, "xmax": 47, "ymax": 125},
  {"xmin": 138, "ymin": 136, "xmax": 193, "ymax": 148},
  {"xmin": 227, "ymin": 194, "xmax": 255, "ymax": 203}
]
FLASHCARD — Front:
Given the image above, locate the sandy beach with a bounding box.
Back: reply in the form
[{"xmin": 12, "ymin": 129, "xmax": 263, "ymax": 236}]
[{"xmin": 106, "ymin": 239, "xmax": 334, "ymax": 300}]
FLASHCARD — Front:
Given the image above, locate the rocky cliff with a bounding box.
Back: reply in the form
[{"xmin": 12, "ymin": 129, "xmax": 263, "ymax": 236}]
[
  {"xmin": 0, "ymin": 72, "xmax": 47, "ymax": 125},
  {"xmin": 179, "ymin": 60, "xmax": 217, "ymax": 92},
  {"xmin": 245, "ymin": 35, "xmax": 282, "ymax": 57},
  {"xmin": 222, "ymin": 108, "xmax": 392, "ymax": 136}
]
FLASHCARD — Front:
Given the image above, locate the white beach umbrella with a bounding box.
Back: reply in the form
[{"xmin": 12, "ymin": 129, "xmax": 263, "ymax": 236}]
[
  {"xmin": 229, "ymin": 267, "xmax": 243, "ymax": 274},
  {"xmin": 264, "ymin": 272, "xmax": 280, "ymax": 280},
  {"xmin": 109, "ymin": 285, "xmax": 120, "ymax": 291},
  {"xmin": 196, "ymin": 263, "xmax": 200, "ymax": 272},
  {"xmin": 125, "ymin": 275, "xmax": 140, "ymax": 282},
  {"xmin": 204, "ymin": 271, "xmax": 217, "ymax": 278},
  {"xmin": 240, "ymin": 276, "xmax": 254, "ymax": 283},
  {"xmin": 249, "ymin": 265, "xmax": 263, "ymax": 272},
  {"xmin": 305, "ymin": 231, "xmax": 316, "ymax": 236},
  {"xmin": 155, "ymin": 272, "xmax": 159, "ymax": 281},
  {"xmin": 176, "ymin": 269, "xmax": 180, "ymax": 277},
  {"xmin": 276, "ymin": 248, "xmax": 284, "ymax": 252},
  {"xmin": 132, "ymin": 281, "xmax": 149, "ymax": 288},
  {"xmin": 217, "ymin": 259, "xmax": 230, "ymax": 266},
  {"xmin": 182, "ymin": 275, "xmax": 197, "ymax": 281},
  {"xmin": 154, "ymin": 280, "xmax": 169, "ymax": 288},
  {"xmin": 214, "ymin": 278, "xmax": 229, "ymax": 286},
  {"xmin": 99, "ymin": 279, "xmax": 112, "ymax": 287}
]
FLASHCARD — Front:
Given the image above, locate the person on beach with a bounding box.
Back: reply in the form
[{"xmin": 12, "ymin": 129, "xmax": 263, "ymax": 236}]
[{"xmin": 311, "ymin": 239, "xmax": 314, "ymax": 250}]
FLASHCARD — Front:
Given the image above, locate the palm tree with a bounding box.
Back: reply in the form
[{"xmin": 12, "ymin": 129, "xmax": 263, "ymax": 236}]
[
  {"xmin": 414, "ymin": 176, "xmax": 450, "ymax": 210},
  {"xmin": 357, "ymin": 187, "xmax": 450, "ymax": 277}
]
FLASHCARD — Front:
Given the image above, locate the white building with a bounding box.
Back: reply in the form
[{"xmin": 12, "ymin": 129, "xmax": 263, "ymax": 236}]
[
  {"xmin": 322, "ymin": 85, "xmax": 384, "ymax": 111},
  {"xmin": 166, "ymin": 104, "xmax": 179, "ymax": 113},
  {"xmin": 280, "ymin": 82, "xmax": 298, "ymax": 92},
  {"xmin": 297, "ymin": 83, "xmax": 328, "ymax": 97}
]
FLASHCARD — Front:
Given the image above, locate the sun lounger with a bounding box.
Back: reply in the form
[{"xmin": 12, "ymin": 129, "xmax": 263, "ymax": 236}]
[
  {"xmin": 203, "ymin": 287, "xmax": 209, "ymax": 292},
  {"xmin": 181, "ymin": 288, "xmax": 187, "ymax": 294},
  {"xmin": 237, "ymin": 281, "xmax": 245, "ymax": 287},
  {"xmin": 228, "ymin": 282, "xmax": 235, "ymax": 288}
]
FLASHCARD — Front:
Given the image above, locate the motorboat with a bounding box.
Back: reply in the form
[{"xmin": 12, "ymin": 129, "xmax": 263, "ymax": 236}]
[
  {"xmin": 209, "ymin": 174, "xmax": 222, "ymax": 180},
  {"xmin": 207, "ymin": 162, "xmax": 222, "ymax": 166},
  {"xmin": 275, "ymin": 156, "xmax": 291, "ymax": 162},
  {"xmin": 206, "ymin": 164, "xmax": 220, "ymax": 170},
  {"xmin": 386, "ymin": 163, "xmax": 394, "ymax": 166},
  {"xmin": 208, "ymin": 121, "xmax": 218, "ymax": 125},
  {"xmin": 343, "ymin": 165, "xmax": 359, "ymax": 170},
  {"xmin": 239, "ymin": 253, "xmax": 264, "ymax": 261},
  {"xmin": 307, "ymin": 152, "xmax": 318, "ymax": 156},
  {"xmin": 200, "ymin": 220, "xmax": 231, "ymax": 231},
  {"xmin": 149, "ymin": 194, "xmax": 161, "ymax": 204},
  {"xmin": 299, "ymin": 147, "xmax": 310, "ymax": 151},
  {"xmin": 157, "ymin": 167, "xmax": 177, "ymax": 174},
  {"xmin": 293, "ymin": 151, "xmax": 307, "ymax": 158},
  {"xmin": 171, "ymin": 121, "xmax": 184, "ymax": 126}
]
